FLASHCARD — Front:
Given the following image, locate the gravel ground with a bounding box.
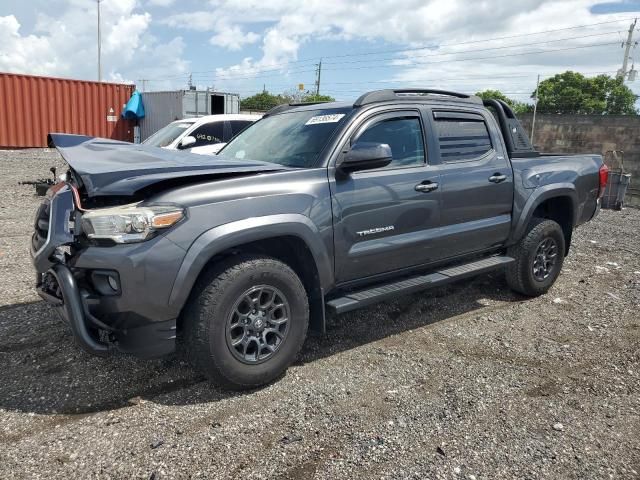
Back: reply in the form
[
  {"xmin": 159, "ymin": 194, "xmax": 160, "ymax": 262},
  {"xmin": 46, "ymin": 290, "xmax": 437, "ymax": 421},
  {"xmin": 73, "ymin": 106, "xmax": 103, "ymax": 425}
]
[{"xmin": 0, "ymin": 149, "xmax": 639, "ymax": 479}]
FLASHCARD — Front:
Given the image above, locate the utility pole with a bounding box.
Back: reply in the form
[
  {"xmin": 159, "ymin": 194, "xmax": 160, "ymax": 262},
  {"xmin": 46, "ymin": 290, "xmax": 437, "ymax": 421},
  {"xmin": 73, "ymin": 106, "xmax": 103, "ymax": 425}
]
[
  {"xmin": 315, "ymin": 58, "xmax": 322, "ymax": 96},
  {"xmin": 137, "ymin": 79, "xmax": 148, "ymax": 92},
  {"xmin": 531, "ymin": 74, "xmax": 540, "ymax": 144},
  {"xmin": 617, "ymin": 18, "xmax": 637, "ymax": 81},
  {"xmin": 97, "ymin": 0, "xmax": 102, "ymax": 82}
]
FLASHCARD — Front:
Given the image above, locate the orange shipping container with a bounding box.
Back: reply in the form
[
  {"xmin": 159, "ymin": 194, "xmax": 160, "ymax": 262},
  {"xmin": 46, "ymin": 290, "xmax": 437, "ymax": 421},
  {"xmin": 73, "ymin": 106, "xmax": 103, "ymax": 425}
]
[{"xmin": 0, "ymin": 72, "xmax": 135, "ymax": 148}]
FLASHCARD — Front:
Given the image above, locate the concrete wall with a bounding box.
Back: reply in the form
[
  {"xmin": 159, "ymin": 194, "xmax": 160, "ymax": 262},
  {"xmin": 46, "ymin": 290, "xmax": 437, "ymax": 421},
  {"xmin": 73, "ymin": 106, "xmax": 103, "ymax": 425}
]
[{"xmin": 518, "ymin": 114, "xmax": 639, "ymax": 208}]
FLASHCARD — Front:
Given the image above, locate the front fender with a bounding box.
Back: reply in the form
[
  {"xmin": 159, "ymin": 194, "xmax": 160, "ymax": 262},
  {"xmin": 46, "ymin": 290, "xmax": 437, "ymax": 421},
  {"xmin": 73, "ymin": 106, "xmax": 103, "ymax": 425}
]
[
  {"xmin": 168, "ymin": 214, "xmax": 333, "ymax": 309},
  {"xmin": 509, "ymin": 183, "xmax": 578, "ymax": 244}
]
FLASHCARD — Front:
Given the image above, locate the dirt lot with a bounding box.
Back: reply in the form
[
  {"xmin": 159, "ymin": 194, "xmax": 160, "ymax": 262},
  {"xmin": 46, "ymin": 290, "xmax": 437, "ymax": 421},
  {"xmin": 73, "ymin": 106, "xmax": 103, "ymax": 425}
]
[{"xmin": 0, "ymin": 149, "xmax": 638, "ymax": 479}]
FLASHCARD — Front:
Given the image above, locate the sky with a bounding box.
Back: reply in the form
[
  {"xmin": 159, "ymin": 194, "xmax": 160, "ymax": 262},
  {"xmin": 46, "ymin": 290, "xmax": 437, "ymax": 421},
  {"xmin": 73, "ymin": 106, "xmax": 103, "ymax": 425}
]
[{"xmin": 1, "ymin": 0, "xmax": 640, "ymax": 104}]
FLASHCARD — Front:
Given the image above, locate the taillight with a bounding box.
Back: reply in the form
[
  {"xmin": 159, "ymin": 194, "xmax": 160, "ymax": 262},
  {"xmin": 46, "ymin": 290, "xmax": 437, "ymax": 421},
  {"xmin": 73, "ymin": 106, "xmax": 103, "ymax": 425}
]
[{"xmin": 598, "ymin": 164, "xmax": 609, "ymax": 199}]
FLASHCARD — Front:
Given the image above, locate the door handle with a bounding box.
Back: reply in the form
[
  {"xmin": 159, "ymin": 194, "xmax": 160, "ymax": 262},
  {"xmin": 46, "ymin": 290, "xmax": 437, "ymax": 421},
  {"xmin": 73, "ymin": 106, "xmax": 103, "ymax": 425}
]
[
  {"xmin": 489, "ymin": 173, "xmax": 507, "ymax": 183},
  {"xmin": 415, "ymin": 181, "xmax": 439, "ymax": 193}
]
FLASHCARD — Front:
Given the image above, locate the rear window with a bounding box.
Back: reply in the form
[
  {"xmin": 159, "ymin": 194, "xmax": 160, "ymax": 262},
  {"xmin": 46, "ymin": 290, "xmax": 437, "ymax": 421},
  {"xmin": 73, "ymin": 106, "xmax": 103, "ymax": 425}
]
[
  {"xmin": 191, "ymin": 122, "xmax": 225, "ymax": 146},
  {"xmin": 229, "ymin": 120, "xmax": 254, "ymax": 137},
  {"xmin": 435, "ymin": 117, "xmax": 492, "ymax": 162}
]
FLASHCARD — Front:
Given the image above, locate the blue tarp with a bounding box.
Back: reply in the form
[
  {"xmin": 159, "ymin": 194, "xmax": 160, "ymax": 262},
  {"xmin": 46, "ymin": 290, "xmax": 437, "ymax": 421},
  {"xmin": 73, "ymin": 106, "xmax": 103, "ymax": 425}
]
[{"xmin": 121, "ymin": 90, "xmax": 145, "ymax": 120}]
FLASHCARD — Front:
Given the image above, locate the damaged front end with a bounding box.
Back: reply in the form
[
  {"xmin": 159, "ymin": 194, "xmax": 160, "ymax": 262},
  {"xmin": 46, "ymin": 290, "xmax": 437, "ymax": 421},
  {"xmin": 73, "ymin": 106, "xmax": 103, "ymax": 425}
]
[
  {"xmin": 31, "ymin": 179, "xmax": 182, "ymax": 358},
  {"xmin": 32, "ymin": 182, "xmax": 112, "ymax": 356},
  {"xmin": 33, "ymin": 133, "xmax": 286, "ymax": 358}
]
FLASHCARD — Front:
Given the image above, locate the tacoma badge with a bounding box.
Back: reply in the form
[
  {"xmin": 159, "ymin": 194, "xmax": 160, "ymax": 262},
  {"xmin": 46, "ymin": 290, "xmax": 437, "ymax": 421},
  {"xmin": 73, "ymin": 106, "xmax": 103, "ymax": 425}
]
[{"xmin": 356, "ymin": 225, "xmax": 395, "ymax": 237}]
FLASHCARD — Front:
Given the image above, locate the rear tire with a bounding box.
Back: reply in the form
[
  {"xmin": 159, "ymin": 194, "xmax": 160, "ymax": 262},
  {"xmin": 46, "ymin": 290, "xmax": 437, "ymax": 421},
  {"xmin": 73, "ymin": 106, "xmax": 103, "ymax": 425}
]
[
  {"xmin": 183, "ymin": 255, "xmax": 309, "ymax": 390},
  {"xmin": 506, "ymin": 218, "xmax": 566, "ymax": 297}
]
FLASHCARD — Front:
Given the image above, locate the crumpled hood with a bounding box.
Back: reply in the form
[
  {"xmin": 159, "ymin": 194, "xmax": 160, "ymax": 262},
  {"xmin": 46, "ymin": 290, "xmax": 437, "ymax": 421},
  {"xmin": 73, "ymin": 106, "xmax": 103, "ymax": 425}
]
[{"xmin": 47, "ymin": 133, "xmax": 286, "ymax": 197}]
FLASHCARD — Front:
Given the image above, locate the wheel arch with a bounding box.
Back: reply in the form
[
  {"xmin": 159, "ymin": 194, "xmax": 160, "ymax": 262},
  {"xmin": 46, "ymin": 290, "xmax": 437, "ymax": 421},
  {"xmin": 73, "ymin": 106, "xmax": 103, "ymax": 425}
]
[
  {"xmin": 511, "ymin": 184, "xmax": 578, "ymax": 254},
  {"xmin": 169, "ymin": 214, "xmax": 333, "ymax": 333}
]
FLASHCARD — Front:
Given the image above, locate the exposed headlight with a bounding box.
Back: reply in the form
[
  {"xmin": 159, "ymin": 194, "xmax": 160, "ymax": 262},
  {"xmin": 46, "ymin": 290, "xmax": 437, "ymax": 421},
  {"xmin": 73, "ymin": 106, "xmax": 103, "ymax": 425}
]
[{"xmin": 81, "ymin": 204, "xmax": 185, "ymax": 243}]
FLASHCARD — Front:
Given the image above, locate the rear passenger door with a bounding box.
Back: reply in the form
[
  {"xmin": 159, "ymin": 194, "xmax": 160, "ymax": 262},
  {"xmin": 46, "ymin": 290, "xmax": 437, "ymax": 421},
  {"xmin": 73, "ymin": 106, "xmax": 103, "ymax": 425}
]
[{"xmin": 429, "ymin": 109, "xmax": 513, "ymax": 259}]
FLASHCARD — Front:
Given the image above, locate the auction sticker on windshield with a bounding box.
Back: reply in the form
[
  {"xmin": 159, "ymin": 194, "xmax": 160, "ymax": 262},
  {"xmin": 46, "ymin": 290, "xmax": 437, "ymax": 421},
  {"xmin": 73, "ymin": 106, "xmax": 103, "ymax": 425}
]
[{"xmin": 305, "ymin": 114, "xmax": 345, "ymax": 125}]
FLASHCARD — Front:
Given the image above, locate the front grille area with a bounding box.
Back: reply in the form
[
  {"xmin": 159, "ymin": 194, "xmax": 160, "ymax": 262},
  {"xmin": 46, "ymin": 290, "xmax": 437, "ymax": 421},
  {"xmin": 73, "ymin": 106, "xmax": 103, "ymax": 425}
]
[{"xmin": 32, "ymin": 198, "xmax": 51, "ymax": 252}]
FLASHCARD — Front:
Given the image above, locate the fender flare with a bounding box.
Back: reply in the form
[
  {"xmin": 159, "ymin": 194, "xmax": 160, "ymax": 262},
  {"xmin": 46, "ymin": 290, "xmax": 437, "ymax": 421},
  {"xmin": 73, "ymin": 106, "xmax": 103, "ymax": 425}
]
[
  {"xmin": 510, "ymin": 184, "xmax": 579, "ymax": 244},
  {"xmin": 168, "ymin": 214, "xmax": 333, "ymax": 310}
]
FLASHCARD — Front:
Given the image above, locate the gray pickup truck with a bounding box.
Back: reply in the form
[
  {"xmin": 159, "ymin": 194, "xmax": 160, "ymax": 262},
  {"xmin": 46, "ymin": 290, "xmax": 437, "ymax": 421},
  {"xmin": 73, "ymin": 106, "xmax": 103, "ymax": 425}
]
[{"xmin": 32, "ymin": 89, "xmax": 608, "ymax": 389}]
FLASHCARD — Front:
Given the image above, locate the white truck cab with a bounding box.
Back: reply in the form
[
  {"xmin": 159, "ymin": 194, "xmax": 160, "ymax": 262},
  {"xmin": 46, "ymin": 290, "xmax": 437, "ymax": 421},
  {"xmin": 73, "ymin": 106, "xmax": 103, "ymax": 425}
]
[{"xmin": 142, "ymin": 114, "xmax": 262, "ymax": 155}]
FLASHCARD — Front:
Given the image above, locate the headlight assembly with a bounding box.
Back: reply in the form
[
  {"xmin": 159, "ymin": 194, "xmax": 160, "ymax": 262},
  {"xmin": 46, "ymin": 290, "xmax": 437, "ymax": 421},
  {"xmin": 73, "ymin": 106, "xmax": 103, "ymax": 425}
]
[{"xmin": 81, "ymin": 204, "xmax": 185, "ymax": 243}]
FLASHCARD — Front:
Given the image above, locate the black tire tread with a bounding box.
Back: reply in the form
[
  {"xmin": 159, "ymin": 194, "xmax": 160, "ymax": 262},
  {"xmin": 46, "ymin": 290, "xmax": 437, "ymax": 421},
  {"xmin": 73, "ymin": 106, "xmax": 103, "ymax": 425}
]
[
  {"xmin": 506, "ymin": 218, "xmax": 565, "ymax": 296},
  {"xmin": 183, "ymin": 254, "xmax": 308, "ymax": 390}
]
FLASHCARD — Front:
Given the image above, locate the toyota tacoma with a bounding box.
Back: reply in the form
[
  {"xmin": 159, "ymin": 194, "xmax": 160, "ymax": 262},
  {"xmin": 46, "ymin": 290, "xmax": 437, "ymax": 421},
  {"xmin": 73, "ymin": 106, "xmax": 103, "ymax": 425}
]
[{"xmin": 32, "ymin": 89, "xmax": 608, "ymax": 389}]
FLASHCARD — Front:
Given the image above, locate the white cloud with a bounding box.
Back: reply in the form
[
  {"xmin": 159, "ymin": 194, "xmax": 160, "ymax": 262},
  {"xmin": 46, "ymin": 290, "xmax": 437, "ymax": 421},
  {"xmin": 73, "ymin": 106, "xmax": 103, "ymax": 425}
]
[
  {"xmin": 1, "ymin": 0, "xmax": 638, "ymax": 98},
  {"xmin": 103, "ymin": 12, "xmax": 151, "ymax": 58},
  {"xmin": 158, "ymin": 0, "xmax": 638, "ymax": 99},
  {"xmin": 209, "ymin": 23, "xmax": 260, "ymax": 51},
  {"xmin": 0, "ymin": 15, "xmax": 60, "ymax": 75},
  {"xmin": 161, "ymin": 11, "xmax": 217, "ymax": 32},
  {"xmin": 161, "ymin": 12, "xmax": 260, "ymax": 51},
  {"xmin": 0, "ymin": 1, "xmax": 190, "ymax": 88}
]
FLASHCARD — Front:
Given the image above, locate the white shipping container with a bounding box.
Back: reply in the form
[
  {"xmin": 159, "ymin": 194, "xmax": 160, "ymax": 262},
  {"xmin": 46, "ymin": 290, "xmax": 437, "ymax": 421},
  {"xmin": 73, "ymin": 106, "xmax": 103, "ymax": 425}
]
[{"xmin": 139, "ymin": 90, "xmax": 240, "ymax": 141}]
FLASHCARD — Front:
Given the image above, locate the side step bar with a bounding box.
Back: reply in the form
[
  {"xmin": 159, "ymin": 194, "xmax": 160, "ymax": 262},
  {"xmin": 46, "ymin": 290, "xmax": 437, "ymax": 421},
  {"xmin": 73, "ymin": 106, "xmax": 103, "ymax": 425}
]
[{"xmin": 326, "ymin": 256, "xmax": 514, "ymax": 314}]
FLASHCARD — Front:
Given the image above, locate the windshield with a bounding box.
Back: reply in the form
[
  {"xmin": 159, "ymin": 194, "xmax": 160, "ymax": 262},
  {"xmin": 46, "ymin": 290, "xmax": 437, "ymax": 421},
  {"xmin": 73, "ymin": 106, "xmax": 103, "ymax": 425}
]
[
  {"xmin": 219, "ymin": 108, "xmax": 350, "ymax": 167},
  {"xmin": 143, "ymin": 121, "xmax": 194, "ymax": 148}
]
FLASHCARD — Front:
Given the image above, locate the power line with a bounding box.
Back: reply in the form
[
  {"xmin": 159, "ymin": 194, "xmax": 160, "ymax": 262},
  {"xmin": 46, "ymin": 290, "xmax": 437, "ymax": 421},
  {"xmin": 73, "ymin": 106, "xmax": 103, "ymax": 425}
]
[
  {"xmin": 318, "ymin": 70, "xmax": 618, "ymax": 86},
  {"xmin": 137, "ymin": 18, "xmax": 635, "ymax": 82},
  {"xmin": 232, "ymin": 69, "xmax": 621, "ymax": 102},
  {"xmin": 322, "ymin": 31, "xmax": 623, "ymax": 66},
  {"xmin": 314, "ymin": 17, "xmax": 637, "ymax": 60},
  {"xmin": 318, "ymin": 41, "xmax": 620, "ymax": 73},
  {"xmin": 148, "ymin": 41, "xmax": 618, "ymax": 85}
]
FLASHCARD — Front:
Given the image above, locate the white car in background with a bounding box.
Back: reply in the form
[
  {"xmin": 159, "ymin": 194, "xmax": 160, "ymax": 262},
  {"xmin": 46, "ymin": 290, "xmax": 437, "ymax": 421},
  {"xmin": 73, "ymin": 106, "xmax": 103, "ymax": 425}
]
[{"xmin": 142, "ymin": 114, "xmax": 262, "ymax": 155}]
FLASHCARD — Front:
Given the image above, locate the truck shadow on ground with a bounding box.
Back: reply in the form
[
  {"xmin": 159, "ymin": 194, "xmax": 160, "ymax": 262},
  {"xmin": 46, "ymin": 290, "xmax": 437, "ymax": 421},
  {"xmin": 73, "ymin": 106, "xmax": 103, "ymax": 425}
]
[{"xmin": 0, "ymin": 273, "xmax": 521, "ymax": 416}]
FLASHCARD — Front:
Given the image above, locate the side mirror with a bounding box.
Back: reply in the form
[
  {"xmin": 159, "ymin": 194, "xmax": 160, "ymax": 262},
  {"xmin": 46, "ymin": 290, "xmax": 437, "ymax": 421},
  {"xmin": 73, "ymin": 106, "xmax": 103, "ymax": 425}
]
[
  {"xmin": 178, "ymin": 136, "xmax": 196, "ymax": 149},
  {"xmin": 337, "ymin": 142, "xmax": 393, "ymax": 174}
]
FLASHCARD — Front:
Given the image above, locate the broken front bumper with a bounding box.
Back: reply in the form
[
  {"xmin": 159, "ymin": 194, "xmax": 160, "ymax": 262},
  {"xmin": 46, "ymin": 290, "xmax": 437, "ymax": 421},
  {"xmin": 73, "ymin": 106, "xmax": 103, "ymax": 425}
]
[{"xmin": 31, "ymin": 184, "xmax": 180, "ymax": 358}]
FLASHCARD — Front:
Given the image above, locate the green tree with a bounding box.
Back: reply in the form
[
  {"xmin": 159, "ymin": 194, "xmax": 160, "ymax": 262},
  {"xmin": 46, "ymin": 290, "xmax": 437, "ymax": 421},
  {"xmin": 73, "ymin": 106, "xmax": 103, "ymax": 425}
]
[
  {"xmin": 301, "ymin": 93, "xmax": 335, "ymax": 103},
  {"xmin": 240, "ymin": 91, "xmax": 335, "ymax": 111},
  {"xmin": 534, "ymin": 71, "xmax": 637, "ymax": 115},
  {"xmin": 240, "ymin": 91, "xmax": 288, "ymax": 111},
  {"xmin": 475, "ymin": 89, "xmax": 533, "ymax": 114}
]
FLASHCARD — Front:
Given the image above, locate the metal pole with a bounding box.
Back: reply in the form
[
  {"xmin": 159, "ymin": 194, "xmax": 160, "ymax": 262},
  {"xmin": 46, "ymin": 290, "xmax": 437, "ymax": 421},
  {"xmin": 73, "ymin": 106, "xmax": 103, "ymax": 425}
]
[
  {"xmin": 531, "ymin": 74, "xmax": 540, "ymax": 144},
  {"xmin": 97, "ymin": 0, "xmax": 102, "ymax": 82},
  {"xmin": 618, "ymin": 18, "xmax": 637, "ymax": 80},
  {"xmin": 315, "ymin": 59, "xmax": 322, "ymax": 96}
]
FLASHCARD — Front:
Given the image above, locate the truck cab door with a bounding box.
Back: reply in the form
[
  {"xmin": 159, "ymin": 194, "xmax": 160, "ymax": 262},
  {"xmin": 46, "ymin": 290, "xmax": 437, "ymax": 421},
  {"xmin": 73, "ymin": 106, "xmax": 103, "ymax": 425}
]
[
  {"xmin": 330, "ymin": 109, "xmax": 441, "ymax": 284},
  {"xmin": 428, "ymin": 109, "xmax": 513, "ymax": 259}
]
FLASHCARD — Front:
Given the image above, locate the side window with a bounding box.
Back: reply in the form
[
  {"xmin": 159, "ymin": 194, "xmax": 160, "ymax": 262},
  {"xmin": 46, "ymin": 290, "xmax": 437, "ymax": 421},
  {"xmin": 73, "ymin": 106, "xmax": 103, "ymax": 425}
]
[
  {"xmin": 354, "ymin": 117, "xmax": 425, "ymax": 168},
  {"xmin": 434, "ymin": 117, "xmax": 492, "ymax": 162},
  {"xmin": 191, "ymin": 122, "xmax": 225, "ymax": 147},
  {"xmin": 229, "ymin": 120, "xmax": 253, "ymax": 137}
]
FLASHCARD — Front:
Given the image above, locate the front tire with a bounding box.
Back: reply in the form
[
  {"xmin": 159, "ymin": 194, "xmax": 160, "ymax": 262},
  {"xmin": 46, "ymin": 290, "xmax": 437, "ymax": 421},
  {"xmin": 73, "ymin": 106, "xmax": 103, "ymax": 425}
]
[
  {"xmin": 506, "ymin": 218, "xmax": 566, "ymax": 297},
  {"xmin": 183, "ymin": 255, "xmax": 309, "ymax": 390}
]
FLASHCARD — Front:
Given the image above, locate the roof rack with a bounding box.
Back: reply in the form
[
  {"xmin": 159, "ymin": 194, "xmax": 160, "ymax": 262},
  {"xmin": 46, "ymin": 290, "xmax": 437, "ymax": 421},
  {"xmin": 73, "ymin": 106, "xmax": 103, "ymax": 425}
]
[
  {"xmin": 263, "ymin": 101, "xmax": 332, "ymax": 117},
  {"xmin": 353, "ymin": 89, "xmax": 482, "ymax": 107}
]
